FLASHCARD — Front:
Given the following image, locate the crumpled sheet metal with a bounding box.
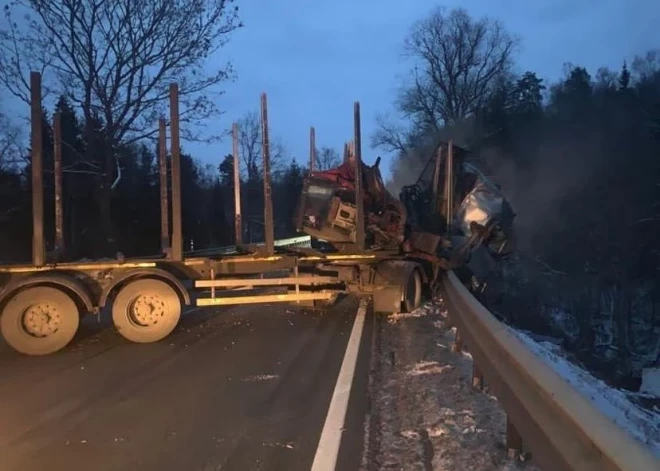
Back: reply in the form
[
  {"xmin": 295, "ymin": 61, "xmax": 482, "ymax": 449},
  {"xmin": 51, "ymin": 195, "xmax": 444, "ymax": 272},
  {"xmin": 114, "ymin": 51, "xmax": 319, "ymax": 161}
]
[{"xmin": 454, "ymin": 163, "xmax": 510, "ymax": 235}]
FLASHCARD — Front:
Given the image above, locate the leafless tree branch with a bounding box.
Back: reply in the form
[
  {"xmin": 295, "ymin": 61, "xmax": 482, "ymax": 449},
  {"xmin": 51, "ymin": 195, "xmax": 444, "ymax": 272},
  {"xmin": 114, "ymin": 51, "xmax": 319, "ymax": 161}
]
[
  {"xmin": 400, "ymin": 7, "xmax": 518, "ymax": 127},
  {"xmin": 235, "ymin": 110, "xmax": 286, "ymax": 180},
  {"xmin": 315, "ymin": 147, "xmax": 340, "ymax": 171},
  {"xmin": 0, "ymin": 0, "xmax": 242, "ymax": 149}
]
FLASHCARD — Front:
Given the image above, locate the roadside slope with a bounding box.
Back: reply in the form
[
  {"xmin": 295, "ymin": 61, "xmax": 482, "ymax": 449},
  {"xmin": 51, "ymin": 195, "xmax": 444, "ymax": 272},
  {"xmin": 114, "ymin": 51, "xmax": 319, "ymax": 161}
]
[{"xmin": 362, "ymin": 299, "xmax": 538, "ymax": 471}]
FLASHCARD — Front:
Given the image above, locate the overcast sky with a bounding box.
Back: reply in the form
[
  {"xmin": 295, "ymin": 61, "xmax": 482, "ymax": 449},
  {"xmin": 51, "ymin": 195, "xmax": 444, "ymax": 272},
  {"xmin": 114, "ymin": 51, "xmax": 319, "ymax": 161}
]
[{"xmin": 3, "ymin": 1, "xmax": 659, "ymax": 178}]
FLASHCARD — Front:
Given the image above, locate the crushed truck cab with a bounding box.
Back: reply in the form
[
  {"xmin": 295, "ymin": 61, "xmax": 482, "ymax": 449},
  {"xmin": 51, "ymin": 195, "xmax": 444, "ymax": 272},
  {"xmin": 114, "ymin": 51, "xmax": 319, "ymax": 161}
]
[{"xmin": 296, "ymin": 141, "xmax": 515, "ymax": 281}]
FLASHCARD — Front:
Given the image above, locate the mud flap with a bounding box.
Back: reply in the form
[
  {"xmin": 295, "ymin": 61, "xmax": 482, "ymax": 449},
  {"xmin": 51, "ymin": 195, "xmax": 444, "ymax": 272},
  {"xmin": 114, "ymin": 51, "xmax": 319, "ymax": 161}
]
[{"xmin": 372, "ymin": 284, "xmax": 403, "ymax": 314}]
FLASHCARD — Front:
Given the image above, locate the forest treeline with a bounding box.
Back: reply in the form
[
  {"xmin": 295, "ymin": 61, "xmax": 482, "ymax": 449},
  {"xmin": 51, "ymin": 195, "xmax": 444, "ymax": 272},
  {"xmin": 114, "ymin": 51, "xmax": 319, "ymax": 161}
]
[
  {"xmin": 0, "ymin": 103, "xmax": 341, "ymax": 260},
  {"xmin": 375, "ymin": 7, "xmax": 660, "ymax": 386}
]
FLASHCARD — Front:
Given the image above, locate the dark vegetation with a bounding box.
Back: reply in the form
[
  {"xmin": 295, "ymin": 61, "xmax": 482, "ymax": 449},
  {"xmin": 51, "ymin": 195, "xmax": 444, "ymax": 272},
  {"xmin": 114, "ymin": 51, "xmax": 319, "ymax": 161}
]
[
  {"xmin": 376, "ymin": 7, "xmax": 660, "ymax": 388},
  {"xmin": 0, "ymin": 100, "xmax": 341, "ymax": 259}
]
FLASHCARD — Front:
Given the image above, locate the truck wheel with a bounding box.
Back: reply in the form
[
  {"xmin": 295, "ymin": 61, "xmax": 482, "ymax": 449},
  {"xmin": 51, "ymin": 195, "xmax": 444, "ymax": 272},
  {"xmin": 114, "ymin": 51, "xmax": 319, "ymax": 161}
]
[
  {"xmin": 0, "ymin": 286, "xmax": 80, "ymax": 355},
  {"xmin": 402, "ymin": 269, "xmax": 422, "ymax": 313},
  {"xmin": 112, "ymin": 279, "xmax": 181, "ymax": 343}
]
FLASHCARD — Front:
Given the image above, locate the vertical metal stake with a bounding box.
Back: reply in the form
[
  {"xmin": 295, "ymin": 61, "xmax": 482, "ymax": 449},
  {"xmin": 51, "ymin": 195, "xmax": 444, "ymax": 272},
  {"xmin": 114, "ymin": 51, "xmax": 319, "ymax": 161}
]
[
  {"xmin": 506, "ymin": 417, "xmax": 523, "ymax": 458},
  {"xmin": 158, "ymin": 118, "xmax": 170, "ymax": 255},
  {"xmin": 210, "ymin": 268, "xmax": 216, "ymax": 299},
  {"xmin": 353, "ymin": 102, "xmax": 365, "ymax": 251},
  {"xmin": 445, "ymin": 140, "xmax": 454, "ymax": 234},
  {"xmin": 260, "ymin": 93, "xmax": 275, "ymax": 255},
  {"xmin": 30, "ymin": 71, "xmax": 45, "ymax": 266},
  {"xmin": 169, "ymin": 84, "xmax": 183, "ymax": 261},
  {"xmin": 232, "ymin": 123, "xmax": 243, "ymax": 245},
  {"xmin": 309, "ymin": 126, "xmax": 316, "ymax": 172},
  {"xmin": 53, "ymin": 111, "xmax": 64, "ymax": 257},
  {"xmin": 432, "ymin": 145, "xmax": 443, "ymax": 215}
]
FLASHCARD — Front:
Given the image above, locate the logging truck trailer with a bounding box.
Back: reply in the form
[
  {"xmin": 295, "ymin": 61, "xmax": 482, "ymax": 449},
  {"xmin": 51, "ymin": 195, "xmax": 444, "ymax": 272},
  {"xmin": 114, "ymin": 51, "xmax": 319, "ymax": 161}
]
[{"xmin": 0, "ymin": 72, "xmax": 434, "ymax": 356}]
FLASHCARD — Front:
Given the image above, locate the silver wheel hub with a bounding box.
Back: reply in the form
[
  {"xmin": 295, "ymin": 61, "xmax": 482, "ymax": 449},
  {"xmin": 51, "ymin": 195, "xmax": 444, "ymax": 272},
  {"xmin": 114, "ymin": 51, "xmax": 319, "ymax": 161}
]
[
  {"xmin": 129, "ymin": 295, "xmax": 165, "ymax": 326},
  {"xmin": 23, "ymin": 303, "xmax": 61, "ymax": 337}
]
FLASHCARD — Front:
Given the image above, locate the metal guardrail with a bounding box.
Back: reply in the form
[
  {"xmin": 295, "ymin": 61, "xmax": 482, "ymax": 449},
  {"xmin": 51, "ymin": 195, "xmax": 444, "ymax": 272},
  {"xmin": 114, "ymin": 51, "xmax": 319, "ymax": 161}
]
[
  {"xmin": 185, "ymin": 235, "xmax": 312, "ymax": 257},
  {"xmin": 441, "ymin": 270, "xmax": 658, "ymax": 471}
]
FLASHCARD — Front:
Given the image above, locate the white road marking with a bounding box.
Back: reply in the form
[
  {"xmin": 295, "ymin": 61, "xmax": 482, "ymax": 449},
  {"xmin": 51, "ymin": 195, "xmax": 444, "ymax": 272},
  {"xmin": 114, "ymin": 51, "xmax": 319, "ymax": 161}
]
[{"xmin": 311, "ymin": 297, "xmax": 368, "ymax": 471}]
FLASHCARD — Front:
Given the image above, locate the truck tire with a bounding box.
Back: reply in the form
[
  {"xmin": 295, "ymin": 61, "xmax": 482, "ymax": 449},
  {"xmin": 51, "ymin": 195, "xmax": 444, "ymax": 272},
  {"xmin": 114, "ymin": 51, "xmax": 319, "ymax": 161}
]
[
  {"xmin": 112, "ymin": 279, "xmax": 181, "ymax": 343},
  {"xmin": 401, "ymin": 269, "xmax": 422, "ymax": 313},
  {"xmin": 0, "ymin": 286, "xmax": 80, "ymax": 356}
]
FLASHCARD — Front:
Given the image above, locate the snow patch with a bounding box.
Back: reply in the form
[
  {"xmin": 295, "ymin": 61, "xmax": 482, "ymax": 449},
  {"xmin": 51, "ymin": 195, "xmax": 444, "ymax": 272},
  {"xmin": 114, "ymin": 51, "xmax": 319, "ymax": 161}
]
[
  {"xmin": 400, "ymin": 430, "xmax": 420, "ymax": 439},
  {"xmin": 407, "ymin": 361, "xmax": 453, "ymax": 377},
  {"xmin": 388, "ymin": 300, "xmax": 446, "ymax": 324},
  {"xmin": 641, "ymin": 368, "xmax": 660, "ymax": 397},
  {"xmin": 546, "ymin": 307, "xmax": 580, "ymax": 342},
  {"xmin": 241, "ymin": 374, "xmax": 279, "ymax": 382},
  {"xmin": 510, "ymin": 328, "xmax": 660, "ymax": 457}
]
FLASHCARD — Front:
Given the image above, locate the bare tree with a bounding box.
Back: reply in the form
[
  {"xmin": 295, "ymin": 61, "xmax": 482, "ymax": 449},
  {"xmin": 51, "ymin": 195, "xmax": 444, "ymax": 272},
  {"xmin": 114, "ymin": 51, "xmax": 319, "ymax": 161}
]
[
  {"xmin": 0, "ymin": 0, "xmax": 241, "ymax": 253},
  {"xmin": 235, "ymin": 110, "xmax": 285, "ymax": 180},
  {"xmin": 0, "ymin": 109, "xmax": 24, "ymax": 171},
  {"xmin": 315, "ymin": 147, "xmax": 340, "ymax": 171},
  {"xmin": 1, "ymin": 0, "xmax": 241, "ymax": 143},
  {"xmin": 373, "ymin": 7, "xmax": 517, "ymax": 153}
]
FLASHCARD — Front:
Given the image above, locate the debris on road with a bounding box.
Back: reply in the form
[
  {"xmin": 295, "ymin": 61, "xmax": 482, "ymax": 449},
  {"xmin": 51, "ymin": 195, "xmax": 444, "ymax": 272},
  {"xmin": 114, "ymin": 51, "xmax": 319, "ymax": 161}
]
[{"xmin": 241, "ymin": 374, "xmax": 279, "ymax": 382}]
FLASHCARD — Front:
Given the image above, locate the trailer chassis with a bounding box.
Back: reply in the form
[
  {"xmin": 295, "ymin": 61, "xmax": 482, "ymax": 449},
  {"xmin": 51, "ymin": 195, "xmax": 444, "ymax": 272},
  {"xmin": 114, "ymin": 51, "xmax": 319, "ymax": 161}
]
[{"xmin": 0, "ymin": 73, "xmax": 440, "ymax": 356}]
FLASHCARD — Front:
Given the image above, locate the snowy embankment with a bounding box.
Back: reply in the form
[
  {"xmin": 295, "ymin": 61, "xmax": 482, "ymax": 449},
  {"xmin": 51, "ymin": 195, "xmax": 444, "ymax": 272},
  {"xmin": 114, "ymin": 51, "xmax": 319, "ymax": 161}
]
[
  {"xmin": 510, "ymin": 328, "xmax": 660, "ymax": 457},
  {"xmin": 361, "ymin": 296, "xmax": 659, "ymax": 471},
  {"xmin": 362, "ymin": 298, "xmax": 539, "ymax": 471}
]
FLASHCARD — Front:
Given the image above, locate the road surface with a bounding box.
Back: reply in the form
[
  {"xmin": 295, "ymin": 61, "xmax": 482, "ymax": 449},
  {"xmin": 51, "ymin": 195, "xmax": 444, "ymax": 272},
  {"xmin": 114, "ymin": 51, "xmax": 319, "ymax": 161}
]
[{"xmin": 0, "ymin": 295, "xmax": 373, "ymax": 471}]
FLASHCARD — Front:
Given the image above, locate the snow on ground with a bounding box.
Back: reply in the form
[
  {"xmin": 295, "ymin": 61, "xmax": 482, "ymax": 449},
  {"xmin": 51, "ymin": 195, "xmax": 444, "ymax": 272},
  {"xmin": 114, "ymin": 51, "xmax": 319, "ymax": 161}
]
[
  {"xmin": 511, "ymin": 329, "xmax": 660, "ymax": 457},
  {"xmin": 641, "ymin": 367, "xmax": 660, "ymax": 397},
  {"xmin": 361, "ymin": 297, "xmax": 539, "ymax": 471}
]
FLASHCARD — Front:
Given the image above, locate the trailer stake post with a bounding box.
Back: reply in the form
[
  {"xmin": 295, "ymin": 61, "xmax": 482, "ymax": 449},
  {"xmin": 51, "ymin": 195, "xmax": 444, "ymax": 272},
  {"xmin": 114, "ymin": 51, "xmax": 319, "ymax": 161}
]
[
  {"xmin": 309, "ymin": 126, "xmax": 316, "ymax": 172},
  {"xmin": 158, "ymin": 118, "xmax": 170, "ymax": 255},
  {"xmin": 445, "ymin": 140, "xmax": 454, "ymax": 234},
  {"xmin": 353, "ymin": 102, "xmax": 365, "ymax": 251},
  {"xmin": 260, "ymin": 93, "xmax": 275, "ymax": 256},
  {"xmin": 432, "ymin": 145, "xmax": 443, "ymax": 216},
  {"xmin": 53, "ymin": 111, "xmax": 64, "ymax": 258},
  {"xmin": 30, "ymin": 71, "xmax": 45, "ymax": 266},
  {"xmin": 232, "ymin": 123, "xmax": 243, "ymax": 245},
  {"xmin": 169, "ymin": 84, "xmax": 183, "ymax": 261}
]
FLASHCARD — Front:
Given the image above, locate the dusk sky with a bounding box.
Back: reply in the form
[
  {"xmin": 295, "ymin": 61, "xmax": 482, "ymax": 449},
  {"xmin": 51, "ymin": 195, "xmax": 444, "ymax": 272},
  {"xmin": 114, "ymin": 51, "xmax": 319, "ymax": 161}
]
[
  {"xmin": 189, "ymin": 0, "xmax": 658, "ymax": 178},
  {"xmin": 3, "ymin": 1, "xmax": 659, "ymax": 179}
]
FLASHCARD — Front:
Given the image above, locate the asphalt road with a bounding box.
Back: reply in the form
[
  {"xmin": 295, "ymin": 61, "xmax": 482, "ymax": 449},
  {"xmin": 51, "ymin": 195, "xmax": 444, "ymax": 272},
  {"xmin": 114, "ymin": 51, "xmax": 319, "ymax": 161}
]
[{"xmin": 0, "ymin": 295, "xmax": 373, "ymax": 471}]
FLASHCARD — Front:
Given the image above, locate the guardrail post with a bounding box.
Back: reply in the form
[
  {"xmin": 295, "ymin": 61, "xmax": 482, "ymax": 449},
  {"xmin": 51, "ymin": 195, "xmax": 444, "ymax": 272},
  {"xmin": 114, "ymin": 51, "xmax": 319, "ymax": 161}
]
[
  {"xmin": 506, "ymin": 417, "xmax": 523, "ymax": 459},
  {"xmin": 445, "ymin": 311, "xmax": 454, "ymax": 329},
  {"xmin": 452, "ymin": 328, "xmax": 463, "ymax": 353},
  {"xmin": 472, "ymin": 364, "xmax": 484, "ymax": 390},
  {"xmin": 232, "ymin": 122, "xmax": 243, "ymax": 245}
]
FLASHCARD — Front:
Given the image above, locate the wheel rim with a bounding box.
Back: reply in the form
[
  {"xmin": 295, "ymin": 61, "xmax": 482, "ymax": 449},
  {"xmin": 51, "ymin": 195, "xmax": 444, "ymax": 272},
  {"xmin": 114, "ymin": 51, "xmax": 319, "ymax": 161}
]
[
  {"xmin": 21, "ymin": 302, "xmax": 62, "ymax": 337},
  {"xmin": 127, "ymin": 294, "xmax": 166, "ymax": 327}
]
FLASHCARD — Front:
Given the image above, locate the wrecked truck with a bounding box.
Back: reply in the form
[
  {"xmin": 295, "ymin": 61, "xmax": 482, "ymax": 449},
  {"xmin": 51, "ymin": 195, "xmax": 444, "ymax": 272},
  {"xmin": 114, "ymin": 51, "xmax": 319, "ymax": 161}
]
[{"xmin": 296, "ymin": 141, "xmax": 515, "ymax": 288}]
